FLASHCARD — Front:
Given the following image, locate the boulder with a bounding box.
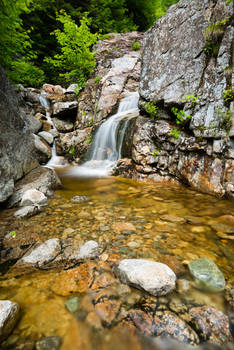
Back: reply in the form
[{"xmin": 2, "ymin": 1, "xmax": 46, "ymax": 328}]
[
  {"xmin": 0, "ymin": 67, "xmax": 38, "ymax": 203},
  {"xmin": 53, "ymin": 101, "xmax": 78, "ymax": 118},
  {"xmin": 188, "ymin": 257, "xmax": 226, "ymax": 292},
  {"xmin": 38, "ymin": 131, "xmax": 54, "ymax": 145},
  {"xmin": 20, "ymin": 189, "xmax": 48, "ymax": 207},
  {"xmin": 118, "ymin": 259, "xmax": 176, "ymax": 296},
  {"xmin": 34, "ymin": 134, "xmax": 52, "ymax": 163},
  {"xmin": 53, "ymin": 118, "xmax": 74, "ymax": 132},
  {"xmin": 35, "ymin": 336, "xmax": 61, "ymax": 350},
  {"xmin": 78, "ymin": 241, "xmax": 99, "ymax": 259},
  {"xmin": 0, "ymin": 300, "xmax": 19, "ymax": 342},
  {"xmin": 7, "ymin": 166, "xmax": 61, "ymax": 208}
]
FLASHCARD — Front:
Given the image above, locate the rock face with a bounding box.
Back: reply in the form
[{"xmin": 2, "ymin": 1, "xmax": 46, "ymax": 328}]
[
  {"xmin": 188, "ymin": 257, "xmax": 226, "ymax": 292},
  {"xmin": 127, "ymin": 0, "xmax": 234, "ymax": 198},
  {"xmin": 0, "ymin": 67, "xmax": 38, "ymax": 203},
  {"xmin": 118, "ymin": 259, "xmax": 176, "ymax": 296},
  {"xmin": 0, "ymin": 300, "xmax": 19, "ymax": 342}
]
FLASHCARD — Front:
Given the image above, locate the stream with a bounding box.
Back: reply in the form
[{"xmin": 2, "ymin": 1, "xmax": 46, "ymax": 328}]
[{"xmin": 0, "ymin": 94, "xmax": 233, "ymax": 349}]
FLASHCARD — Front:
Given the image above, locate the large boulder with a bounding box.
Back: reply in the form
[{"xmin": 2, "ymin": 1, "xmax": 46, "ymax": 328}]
[
  {"xmin": 126, "ymin": 0, "xmax": 234, "ymax": 198},
  {"xmin": 0, "ymin": 67, "xmax": 38, "ymax": 203},
  {"xmin": 0, "ymin": 300, "xmax": 19, "ymax": 342}
]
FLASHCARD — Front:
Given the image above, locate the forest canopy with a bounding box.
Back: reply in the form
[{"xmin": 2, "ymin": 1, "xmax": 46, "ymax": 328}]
[{"xmin": 0, "ymin": 0, "xmax": 178, "ymax": 87}]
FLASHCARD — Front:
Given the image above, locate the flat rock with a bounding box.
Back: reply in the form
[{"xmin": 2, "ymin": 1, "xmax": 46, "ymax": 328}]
[
  {"xmin": 14, "ymin": 205, "xmax": 41, "ymax": 219},
  {"xmin": 20, "ymin": 189, "xmax": 48, "ymax": 207},
  {"xmin": 118, "ymin": 259, "xmax": 176, "ymax": 296},
  {"xmin": 70, "ymin": 195, "xmax": 88, "ymax": 203},
  {"xmin": 19, "ymin": 238, "xmax": 61, "ymax": 267},
  {"xmin": 53, "ymin": 118, "xmax": 74, "ymax": 132},
  {"xmin": 188, "ymin": 257, "xmax": 225, "ymax": 292},
  {"xmin": 0, "ymin": 300, "xmax": 20, "ymax": 342},
  {"xmin": 189, "ymin": 306, "xmax": 233, "ymax": 345}
]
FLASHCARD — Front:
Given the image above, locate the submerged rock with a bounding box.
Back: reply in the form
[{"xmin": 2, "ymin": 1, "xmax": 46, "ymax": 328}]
[
  {"xmin": 35, "ymin": 336, "xmax": 61, "ymax": 350},
  {"xmin": 118, "ymin": 259, "xmax": 176, "ymax": 296},
  {"xmin": 78, "ymin": 241, "xmax": 100, "ymax": 260},
  {"xmin": 189, "ymin": 306, "xmax": 233, "ymax": 345},
  {"xmin": 188, "ymin": 257, "xmax": 226, "ymax": 292},
  {"xmin": 70, "ymin": 195, "xmax": 89, "ymax": 203},
  {"xmin": 65, "ymin": 297, "xmax": 79, "ymax": 313},
  {"xmin": 0, "ymin": 300, "xmax": 19, "ymax": 342}
]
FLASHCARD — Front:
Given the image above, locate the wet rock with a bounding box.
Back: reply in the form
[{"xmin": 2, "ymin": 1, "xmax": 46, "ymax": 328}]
[
  {"xmin": 129, "ymin": 310, "xmax": 155, "ymax": 335},
  {"xmin": 188, "ymin": 257, "xmax": 226, "ymax": 292},
  {"xmin": 189, "ymin": 306, "xmax": 233, "ymax": 345},
  {"xmin": 91, "ymin": 272, "xmax": 117, "ymax": 291},
  {"xmin": 53, "ymin": 118, "xmax": 74, "ymax": 132},
  {"xmin": 118, "ymin": 259, "xmax": 176, "ymax": 296},
  {"xmin": 86, "ymin": 311, "xmax": 103, "ymax": 330},
  {"xmin": 70, "ymin": 195, "xmax": 89, "ymax": 203},
  {"xmin": 38, "ymin": 131, "xmax": 54, "ymax": 145},
  {"xmin": 78, "ymin": 240, "xmax": 100, "ymax": 259},
  {"xmin": 34, "ymin": 134, "xmax": 52, "ymax": 163},
  {"xmin": 35, "ymin": 336, "xmax": 61, "ymax": 350},
  {"xmin": 8, "ymin": 166, "xmax": 61, "ymax": 208},
  {"xmin": 65, "ymin": 297, "xmax": 79, "ymax": 313},
  {"xmin": 0, "ymin": 300, "xmax": 20, "ymax": 342},
  {"xmin": 20, "ymin": 189, "xmax": 48, "ymax": 207},
  {"xmin": 66, "ymin": 84, "xmax": 78, "ymax": 94},
  {"xmin": 14, "ymin": 205, "xmax": 41, "ymax": 219},
  {"xmin": 18, "ymin": 238, "xmax": 61, "ymax": 268},
  {"xmin": 94, "ymin": 297, "xmax": 121, "ymax": 327},
  {"xmin": 160, "ymin": 215, "xmax": 185, "ymax": 224}
]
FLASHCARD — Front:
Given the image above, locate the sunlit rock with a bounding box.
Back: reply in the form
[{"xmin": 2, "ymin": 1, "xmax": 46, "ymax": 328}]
[
  {"xmin": 118, "ymin": 259, "xmax": 176, "ymax": 296},
  {"xmin": 0, "ymin": 300, "xmax": 19, "ymax": 342}
]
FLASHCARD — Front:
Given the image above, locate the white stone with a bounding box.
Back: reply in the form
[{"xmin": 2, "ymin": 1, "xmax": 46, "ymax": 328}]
[
  {"xmin": 66, "ymin": 84, "xmax": 78, "ymax": 94},
  {"xmin": 53, "ymin": 101, "xmax": 78, "ymax": 116},
  {"xmin": 38, "ymin": 131, "xmax": 54, "ymax": 145},
  {"xmin": 14, "ymin": 205, "xmax": 41, "ymax": 219},
  {"xmin": 21, "ymin": 238, "xmax": 61, "ymax": 266},
  {"xmin": 20, "ymin": 189, "xmax": 48, "ymax": 207},
  {"xmin": 0, "ymin": 300, "xmax": 19, "ymax": 342},
  {"xmin": 34, "ymin": 134, "xmax": 52, "ymax": 158},
  {"xmin": 78, "ymin": 240, "xmax": 99, "ymax": 259},
  {"xmin": 118, "ymin": 259, "xmax": 176, "ymax": 296}
]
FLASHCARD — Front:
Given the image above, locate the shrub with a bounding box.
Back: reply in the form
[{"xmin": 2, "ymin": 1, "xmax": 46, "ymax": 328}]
[
  {"xmin": 171, "ymin": 107, "xmax": 191, "ymax": 125},
  {"xmin": 144, "ymin": 102, "xmax": 158, "ymax": 120},
  {"xmin": 169, "ymin": 128, "xmax": 181, "ymax": 139},
  {"xmin": 9, "ymin": 60, "xmax": 45, "ymax": 88},
  {"xmin": 131, "ymin": 41, "xmax": 141, "ymax": 51}
]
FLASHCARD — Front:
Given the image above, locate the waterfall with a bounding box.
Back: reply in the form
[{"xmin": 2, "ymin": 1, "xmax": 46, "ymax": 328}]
[
  {"xmin": 65, "ymin": 92, "xmax": 139, "ymax": 177},
  {"xmin": 38, "ymin": 92, "xmax": 67, "ymax": 169}
]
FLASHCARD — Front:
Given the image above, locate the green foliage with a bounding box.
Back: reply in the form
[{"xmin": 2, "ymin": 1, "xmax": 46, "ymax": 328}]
[
  {"xmin": 226, "ymin": 0, "xmax": 233, "ymax": 5},
  {"xmin": 9, "ymin": 59, "xmax": 45, "ymax": 87},
  {"xmin": 85, "ymin": 135, "xmax": 92, "ymax": 145},
  {"xmin": 131, "ymin": 41, "xmax": 141, "ymax": 51},
  {"xmin": 217, "ymin": 108, "xmax": 233, "ymax": 131},
  {"xmin": 10, "ymin": 231, "xmax": 16, "ymax": 237},
  {"xmin": 152, "ymin": 149, "xmax": 159, "ymax": 158},
  {"xmin": 45, "ymin": 11, "xmax": 99, "ymax": 86},
  {"xmin": 180, "ymin": 94, "xmax": 199, "ymax": 105},
  {"xmin": 204, "ymin": 17, "xmax": 230, "ymax": 58},
  {"xmin": 223, "ymin": 88, "xmax": 234, "ymax": 102},
  {"xmin": 171, "ymin": 107, "xmax": 191, "ymax": 125},
  {"xmin": 94, "ymin": 76, "xmax": 102, "ymax": 84},
  {"xmin": 144, "ymin": 102, "xmax": 158, "ymax": 120},
  {"xmin": 89, "ymin": 0, "xmax": 137, "ymax": 33},
  {"xmin": 169, "ymin": 128, "xmax": 180, "ymax": 139}
]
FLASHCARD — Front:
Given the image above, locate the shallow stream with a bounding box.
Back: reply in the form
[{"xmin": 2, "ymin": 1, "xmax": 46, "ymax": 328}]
[{"xmin": 0, "ymin": 174, "xmax": 233, "ymax": 349}]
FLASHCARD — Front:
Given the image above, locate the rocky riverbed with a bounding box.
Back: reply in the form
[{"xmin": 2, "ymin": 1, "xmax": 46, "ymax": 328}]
[{"xmin": 0, "ymin": 175, "xmax": 233, "ymax": 349}]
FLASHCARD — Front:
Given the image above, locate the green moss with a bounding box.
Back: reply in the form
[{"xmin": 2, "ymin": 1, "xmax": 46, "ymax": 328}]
[{"xmin": 143, "ymin": 102, "xmax": 158, "ymax": 120}]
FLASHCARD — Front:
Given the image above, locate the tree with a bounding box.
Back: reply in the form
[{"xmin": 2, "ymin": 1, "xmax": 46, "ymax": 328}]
[{"xmin": 45, "ymin": 11, "xmax": 99, "ymax": 89}]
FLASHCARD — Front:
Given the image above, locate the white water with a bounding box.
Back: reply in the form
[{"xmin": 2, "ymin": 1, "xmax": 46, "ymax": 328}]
[
  {"xmin": 64, "ymin": 92, "xmax": 139, "ymax": 178},
  {"xmin": 39, "ymin": 93, "xmax": 68, "ymax": 169}
]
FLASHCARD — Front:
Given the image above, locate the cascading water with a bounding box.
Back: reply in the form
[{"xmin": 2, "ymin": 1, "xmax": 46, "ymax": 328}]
[
  {"xmin": 39, "ymin": 92, "xmax": 68, "ymax": 169},
  {"xmin": 65, "ymin": 92, "xmax": 139, "ymax": 177}
]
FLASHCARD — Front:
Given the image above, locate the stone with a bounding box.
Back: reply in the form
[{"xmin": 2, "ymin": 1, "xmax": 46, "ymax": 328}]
[
  {"xmin": 14, "ymin": 205, "xmax": 41, "ymax": 219},
  {"xmin": 70, "ymin": 195, "xmax": 88, "ymax": 203},
  {"xmin": 78, "ymin": 241, "xmax": 99, "ymax": 259},
  {"xmin": 34, "ymin": 134, "xmax": 52, "ymax": 163},
  {"xmin": 53, "ymin": 85, "xmax": 65, "ymax": 95},
  {"xmin": 8, "ymin": 166, "xmax": 61, "ymax": 208},
  {"xmin": 65, "ymin": 297, "xmax": 79, "ymax": 313},
  {"xmin": 188, "ymin": 257, "xmax": 226, "ymax": 292},
  {"xmin": 53, "ymin": 118, "xmax": 74, "ymax": 132},
  {"xmin": 0, "ymin": 67, "xmax": 38, "ymax": 203},
  {"xmin": 53, "ymin": 101, "xmax": 78, "ymax": 117},
  {"xmin": 20, "ymin": 189, "xmax": 48, "ymax": 207},
  {"xmin": 94, "ymin": 298, "xmax": 121, "ymax": 327},
  {"xmin": 38, "ymin": 131, "xmax": 54, "ymax": 145},
  {"xmin": 118, "ymin": 259, "xmax": 176, "ymax": 296},
  {"xmin": 0, "ymin": 300, "xmax": 19, "ymax": 342},
  {"xmin": 35, "ymin": 336, "xmax": 61, "ymax": 350},
  {"xmin": 189, "ymin": 306, "xmax": 233, "ymax": 345},
  {"xmin": 66, "ymin": 84, "xmax": 78, "ymax": 94},
  {"xmin": 19, "ymin": 238, "xmax": 61, "ymax": 267}
]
